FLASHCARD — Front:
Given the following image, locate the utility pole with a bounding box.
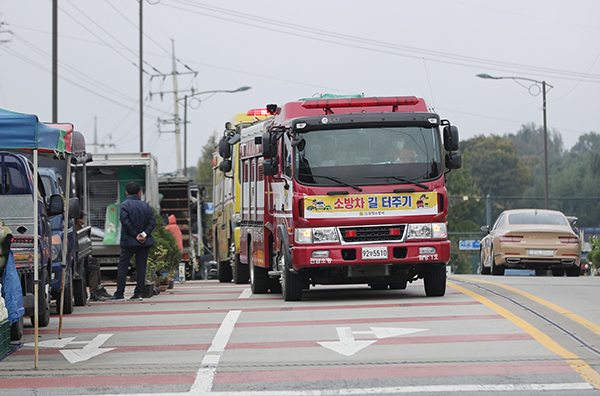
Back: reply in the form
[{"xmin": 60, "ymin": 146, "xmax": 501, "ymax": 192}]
[
  {"xmin": 52, "ymin": 0, "xmax": 58, "ymax": 123},
  {"xmin": 139, "ymin": 0, "xmax": 144, "ymax": 152},
  {"xmin": 149, "ymin": 40, "xmax": 197, "ymax": 176},
  {"xmin": 91, "ymin": 116, "xmax": 115, "ymax": 153},
  {"xmin": 171, "ymin": 39, "xmax": 182, "ymax": 174}
]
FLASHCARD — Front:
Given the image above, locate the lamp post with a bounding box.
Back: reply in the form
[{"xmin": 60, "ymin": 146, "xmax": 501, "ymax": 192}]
[
  {"xmin": 180, "ymin": 86, "xmax": 251, "ymax": 176},
  {"xmin": 476, "ymin": 73, "xmax": 553, "ymax": 209}
]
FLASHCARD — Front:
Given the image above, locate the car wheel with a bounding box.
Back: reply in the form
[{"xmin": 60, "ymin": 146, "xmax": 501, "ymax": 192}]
[
  {"xmin": 490, "ymin": 248, "xmax": 505, "ymax": 276},
  {"xmin": 565, "ymin": 265, "xmax": 580, "ymax": 277},
  {"xmin": 249, "ymin": 247, "xmax": 269, "ymax": 294},
  {"xmin": 479, "ymin": 248, "xmax": 490, "ymax": 275},
  {"xmin": 10, "ymin": 315, "xmax": 23, "ymax": 341},
  {"xmin": 57, "ymin": 269, "xmax": 74, "ymax": 314},
  {"xmin": 73, "ymin": 267, "xmax": 87, "ymax": 307},
  {"xmin": 31, "ymin": 268, "xmax": 51, "ymax": 327},
  {"xmin": 424, "ymin": 265, "xmax": 446, "ymax": 296}
]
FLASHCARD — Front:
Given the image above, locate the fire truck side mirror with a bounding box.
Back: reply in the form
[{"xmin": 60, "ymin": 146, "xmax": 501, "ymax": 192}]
[
  {"xmin": 262, "ymin": 133, "xmax": 278, "ymax": 159},
  {"xmin": 445, "ymin": 151, "xmax": 462, "ymax": 170},
  {"xmin": 443, "ymin": 125, "xmax": 459, "ymax": 152},
  {"xmin": 218, "ymin": 136, "xmax": 231, "ymax": 159},
  {"xmin": 263, "ymin": 158, "xmax": 279, "ymax": 176},
  {"xmin": 219, "ymin": 159, "xmax": 232, "ymax": 173}
]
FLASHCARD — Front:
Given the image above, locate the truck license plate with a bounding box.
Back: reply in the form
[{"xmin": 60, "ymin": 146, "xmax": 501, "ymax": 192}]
[{"xmin": 362, "ymin": 246, "xmax": 388, "ymax": 260}]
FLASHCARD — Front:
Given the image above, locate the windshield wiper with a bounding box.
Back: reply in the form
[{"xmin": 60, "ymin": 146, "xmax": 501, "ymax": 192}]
[
  {"xmin": 307, "ymin": 174, "xmax": 363, "ymax": 192},
  {"xmin": 366, "ymin": 176, "xmax": 429, "ymax": 190}
]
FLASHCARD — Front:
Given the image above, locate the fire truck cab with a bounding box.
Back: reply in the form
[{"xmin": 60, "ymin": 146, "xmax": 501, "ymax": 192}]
[{"xmin": 217, "ymin": 95, "xmax": 461, "ymax": 301}]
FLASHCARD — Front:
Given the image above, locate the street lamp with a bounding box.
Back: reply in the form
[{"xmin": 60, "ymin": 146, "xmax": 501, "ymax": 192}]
[
  {"xmin": 180, "ymin": 86, "xmax": 251, "ymax": 176},
  {"xmin": 476, "ymin": 73, "xmax": 553, "ymax": 209}
]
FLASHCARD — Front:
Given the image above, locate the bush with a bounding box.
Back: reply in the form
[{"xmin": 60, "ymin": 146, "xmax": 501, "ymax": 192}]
[{"xmin": 146, "ymin": 209, "xmax": 181, "ymax": 281}]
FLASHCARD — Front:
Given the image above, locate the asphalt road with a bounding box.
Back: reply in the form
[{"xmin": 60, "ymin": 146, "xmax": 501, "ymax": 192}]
[{"xmin": 2, "ymin": 274, "xmax": 600, "ymax": 395}]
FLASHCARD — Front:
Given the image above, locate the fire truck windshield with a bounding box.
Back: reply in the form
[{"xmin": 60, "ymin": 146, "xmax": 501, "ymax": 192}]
[{"xmin": 295, "ymin": 126, "xmax": 442, "ymax": 186}]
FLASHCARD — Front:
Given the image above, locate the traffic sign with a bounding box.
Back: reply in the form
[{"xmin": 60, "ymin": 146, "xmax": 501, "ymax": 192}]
[{"xmin": 459, "ymin": 240, "xmax": 481, "ymax": 250}]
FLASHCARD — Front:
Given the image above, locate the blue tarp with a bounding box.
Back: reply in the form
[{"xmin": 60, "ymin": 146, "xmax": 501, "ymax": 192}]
[
  {"xmin": 0, "ymin": 108, "xmax": 71, "ymax": 152},
  {"xmin": 1, "ymin": 251, "xmax": 24, "ymax": 325}
]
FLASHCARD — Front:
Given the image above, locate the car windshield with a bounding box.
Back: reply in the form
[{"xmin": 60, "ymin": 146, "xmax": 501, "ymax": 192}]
[
  {"xmin": 294, "ymin": 126, "xmax": 442, "ymax": 186},
  {"xmin": 508, "ymin": 212, "xmax": 568, "ymax": 226}
]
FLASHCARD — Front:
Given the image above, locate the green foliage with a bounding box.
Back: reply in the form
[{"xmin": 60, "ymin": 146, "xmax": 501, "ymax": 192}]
[
  {"xmin": 586, "ymin": 236, "xmax": 600, "ymax": 270},
  {"xmin": 195, "ymin": 133, "xmax": 217, "ymax": 200},
  {"xmin": 147, "ymin": 208, "xmax": 181, "ymax": 281}
]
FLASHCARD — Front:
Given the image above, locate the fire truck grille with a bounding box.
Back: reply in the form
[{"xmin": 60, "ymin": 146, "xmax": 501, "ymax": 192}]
[{"xmin": 339, "ymin": 225, "xmax": 406, "ymax": 243}]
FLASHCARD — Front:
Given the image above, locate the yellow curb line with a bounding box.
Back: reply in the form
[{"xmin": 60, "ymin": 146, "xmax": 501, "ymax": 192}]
[{"xmin": 448, "ymin": 282, "xmax": 600, "ymax": 389}]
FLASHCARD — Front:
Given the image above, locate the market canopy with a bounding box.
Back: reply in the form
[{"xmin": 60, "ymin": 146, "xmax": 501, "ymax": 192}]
[{"xmin": 0, "ymin": 108, "xmax": 71, "ymax": 153}]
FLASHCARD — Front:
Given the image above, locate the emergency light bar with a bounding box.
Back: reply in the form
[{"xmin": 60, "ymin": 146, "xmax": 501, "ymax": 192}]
[
  {"xmin": 301, "ymin": 96, "xmax": 420, "ymax": 110},
  {"xmin": 247, "ymin": 108, "xmax": 271, "ymax": 116}
]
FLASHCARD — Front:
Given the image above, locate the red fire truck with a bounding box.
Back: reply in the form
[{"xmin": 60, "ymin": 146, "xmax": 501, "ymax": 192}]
[{"xmin": 216, "ymin": 95, "xmax": 461, "ymax": 301}]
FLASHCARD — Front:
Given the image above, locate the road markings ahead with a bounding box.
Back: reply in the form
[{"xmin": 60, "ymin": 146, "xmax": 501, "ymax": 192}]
[
  {"xmin": 190, "ymin": 310, "xmax": 242, "ymax": 395},
  {"xmin": 448, "ymin": 282, "xmax": 600, "ymax": 390},
  {"xmin": 24, "ymin": 334, "xmax": 115, "ymax": 364},
  {"xmin": 238, "ymin": 289, "xmax": 252, "ymax": 299},
  {"xmin": 318, "ymin": 326, "xmax": 428, "ymax": 356}
]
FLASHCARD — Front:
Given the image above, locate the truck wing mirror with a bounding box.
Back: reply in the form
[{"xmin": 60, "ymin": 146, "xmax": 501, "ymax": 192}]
[
  {"xmin": 262, "ymin": 158, "xmax": 279, "ymax": 176},
  {"xmin": 262, "ymin": 133, "xmax": 278, "ymax": 159},
  {"xmin": 68, "ymin": 197, "xmax": 82, "ymax": 219},
  {"xmin": 218, "ymin": 136, "xmax": 231, "ymax": 159},
  {"xmin": 47, "ymin": 194, "xmax": 64, "ymax": 217},
  {"xmin": 443, "ymin": 125, "xmax": 460, "ymax": 152},
  {"xmin": 219, "ymin": 159, "xmax": 232, "ymax": 173},
  {"xmin": 445, "ymin": 151, "xmax": 462, "ymax": 170}
]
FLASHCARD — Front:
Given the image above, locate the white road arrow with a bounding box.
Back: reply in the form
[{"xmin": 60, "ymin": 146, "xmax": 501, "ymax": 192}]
[
  {"xmin": 25, "ymin": 337, "xmax": 76, "ymax": 348},
  {"xmin": 318, "ymin": 327, "xmax": 377, "ymax": 356},
  {"xmin": 370, "ymin": 327, "xmax": 428, "ymax": 339},
  {"xmin": 319, "ymin": 326, "xmax": 429, "ymax": 356},
  {"xmin": 60, "ymin": 334, "xmax": 115, "ymax": 364}
]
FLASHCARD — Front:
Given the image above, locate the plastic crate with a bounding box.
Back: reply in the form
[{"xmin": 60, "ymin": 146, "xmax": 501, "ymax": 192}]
[{"xmin": 0, "ymin": 319, "xmax": 9, "ymax": 357}]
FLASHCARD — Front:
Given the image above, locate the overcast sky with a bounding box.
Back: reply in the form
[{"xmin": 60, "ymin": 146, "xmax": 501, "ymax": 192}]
[{"xmin": 0, "ymin": 0, "xmax": 598, "ymax": 174}]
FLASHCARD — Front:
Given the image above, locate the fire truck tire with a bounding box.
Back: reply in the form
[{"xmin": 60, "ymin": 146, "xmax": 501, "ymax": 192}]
[
  {"xmin": 250, "ymin": 248, "xmax": 269, "ymax": 293},
  {"xmin": 280, "ymin": 242, "xmax": 302, "ymax": 301},
  {"xmin": 233, "ymin": 253, "xmax": 249, "ymax": 284},
  {"xmin": 31, "ymin": 267, "xmax": 51, "ymax": 327},
  {"xmin": 424, "ymin": 265, "xmax": 446, "ymax": 297}
]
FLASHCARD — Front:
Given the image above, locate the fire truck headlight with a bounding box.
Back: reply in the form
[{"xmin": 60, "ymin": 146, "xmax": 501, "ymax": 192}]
[
  {"xmin": 295, "ymin": 228, "xmax": 313, "ymax": 244},
  {"xmin": 295, "ymin": 227, "xmax": 339, "ymax": 244},
  {"xmin": 432, "ymin": 223, "xmax": 447, "ymax": 238},
  {"xmin": 407, "ymin": 223, "xmax": 447, "ymax": 240}
]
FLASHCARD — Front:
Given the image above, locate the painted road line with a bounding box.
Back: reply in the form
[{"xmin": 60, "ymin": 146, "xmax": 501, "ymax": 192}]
[
  {"xmin": 213, "ymin": 361, "xmax": 576, "ymax": 384},
  {"xmin": 448, "ymin": 282, "xmax": 600, "ymax": 389},
  {"xmin": 238, "ymin": 288, "xmax": 252, "ymax": 298},
  {"xmin": 23, "ymin": 314, "xmax": 503, "ymax": 336},
  {"xmin": 458, "ymin": 275, "xmax": 600, "ymax": 337},
  {"xmin": 190, "ymin": 310, "xmax": 242, "ymax": 395}
]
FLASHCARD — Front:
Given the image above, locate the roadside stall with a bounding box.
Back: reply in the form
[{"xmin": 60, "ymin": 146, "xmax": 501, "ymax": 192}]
[{"xmin": 0, "ymin": 108, "xmax": 72, "ymax": 367}]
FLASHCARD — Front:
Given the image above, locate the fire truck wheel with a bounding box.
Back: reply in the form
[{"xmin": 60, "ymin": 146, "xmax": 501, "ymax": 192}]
[
  {"xmin": 280, "ymin": 243, "xmax": 302, "ymax": 301},
  {"xmin": 57, "ymin": 268, "xmax": 74, "ymax": 315},
  {"xmin": 73, "ymin": 266, "xmax": 87, "ymax": 306},
  {"xmin": 249, "ymin": 248, "xmax": 269, "ymax": 293},
  {"xmin": 424, "ymin": 265, "xmax": 446, "ymax": 297},
  {"xmin": 31, "ymin": 267, "xmax": 51, "ymax": 327},
  {"xmin": 218, "ymin": 260, "xmax": 233, "ymax": 283},
  {"xmin": 233, "ymin": 253, "xmax": 249, "ymax": 284}
]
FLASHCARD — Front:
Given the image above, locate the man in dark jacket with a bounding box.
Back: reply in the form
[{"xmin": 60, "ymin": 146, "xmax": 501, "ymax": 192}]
[{"xmin": 109, "ymin": 182, "xmax": 155, "ymax": 301}]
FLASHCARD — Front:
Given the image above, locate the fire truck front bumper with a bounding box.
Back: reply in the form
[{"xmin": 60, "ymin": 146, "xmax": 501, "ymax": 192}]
[{"xmin": 291, "ymin": 240, "xmax": 451, "ymax": 271}]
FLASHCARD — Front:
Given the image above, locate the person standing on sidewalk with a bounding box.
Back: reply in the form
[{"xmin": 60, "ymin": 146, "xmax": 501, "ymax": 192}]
[{"xmin": 108, "ymin": 182, "xmax": 155, "ymax": 301}]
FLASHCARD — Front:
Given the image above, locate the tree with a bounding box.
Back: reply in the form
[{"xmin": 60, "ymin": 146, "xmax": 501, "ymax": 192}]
[
  {"xmin": 461, "ymin": 135, "xmax": 530, "ymax": 215},
  {"xmin": 195, "ymin": 133, "xmax": 217, "ymax": 199}
]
